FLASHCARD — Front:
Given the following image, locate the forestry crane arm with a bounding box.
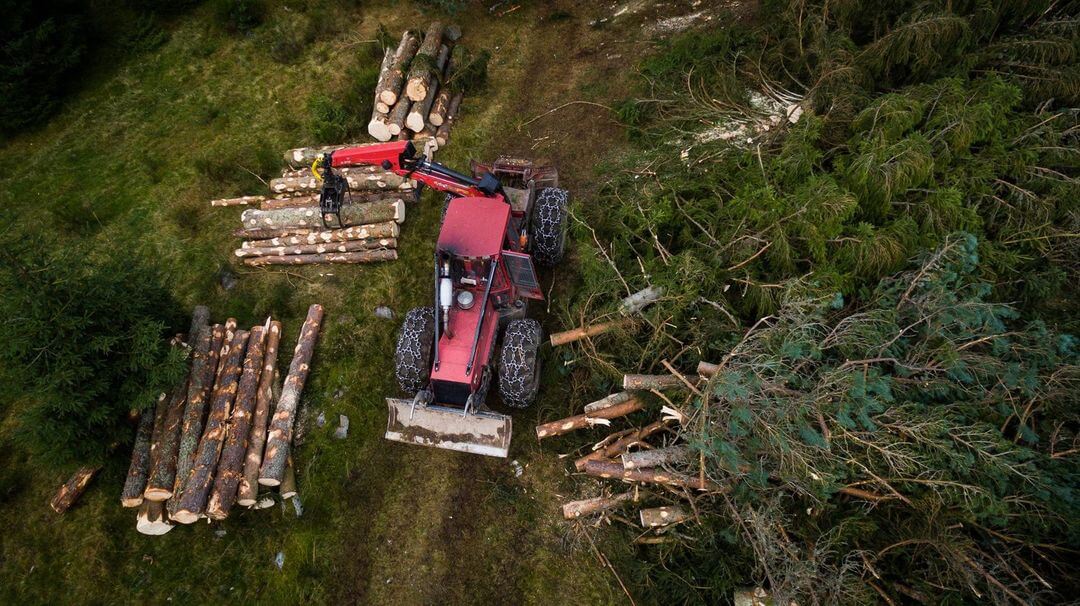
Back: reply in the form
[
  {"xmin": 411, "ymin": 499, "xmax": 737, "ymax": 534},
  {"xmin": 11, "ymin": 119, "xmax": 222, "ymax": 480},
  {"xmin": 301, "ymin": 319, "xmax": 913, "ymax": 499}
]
[{"xmin": 322, "ymin": 141, "xmax": 502, "ymax": 199}]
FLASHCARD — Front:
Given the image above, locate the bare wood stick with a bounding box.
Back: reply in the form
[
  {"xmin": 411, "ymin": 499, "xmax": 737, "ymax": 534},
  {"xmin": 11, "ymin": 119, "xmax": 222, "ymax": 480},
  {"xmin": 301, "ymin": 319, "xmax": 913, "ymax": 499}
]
[
  {"xmin": 235, "ymin": 238, "xmax": 396, "ymax": 259},
  {"xmin": 259, "ymin": 304, "xmax": 324, "ymax": 486},
  {"xmin": 50, "ymin": 466, "xmax": 100, "ymax": 513},
  {"xmin": 241, "ymin": 222, "xmax": 399, "ymax": 247},
  {"xmin": 574, "ymin": 419, "xmax": 672, "ymax": 471},
  {"xmin": 121, "ymin": 408, "xmax": 156, "ymax": 507},
  {"xmin": 238, "ymin": 322, "xmax": 281, "ymax": 507},
  {"xmin": 562, "ymin": 492, "xmax": 632, "ymax": 519},
  {"xmin": 136, "ymin": 500, "xmax": 173, "ymax": 535},
  {"xmin": 379, "ymin": 31, "xmax": 421, "ymax": 106},
  {"xmin": 583, "ymin": 391, "xmax": 634, "ymax": 414},
  {"xmin": 639, "ymin": 505, "xmax": 690, "ymax": 527},
  {"xmin": 623, "ymin": 374, "xmax": 699, "ymax": 391},
  {"xmin": 583, "ymin": 460, "xmax": 720, "ymax": 491},
  {"xmin": 243, "ymin": 249, "xmax": 398, "ymax": 267},
  {"xmin": 535, "ymin": 398, "xmax": 644, "ymax": 440},
  {"xmin": 622, "ymin": 446, "xmax": 693, "ymax": 470},
  {"xmin": 211, "ymin": 195, "xmax": 265, "ymax": 207},
  {"xmin": 550, "ymin": 319, "xmax": 632, "ymax": 347}
]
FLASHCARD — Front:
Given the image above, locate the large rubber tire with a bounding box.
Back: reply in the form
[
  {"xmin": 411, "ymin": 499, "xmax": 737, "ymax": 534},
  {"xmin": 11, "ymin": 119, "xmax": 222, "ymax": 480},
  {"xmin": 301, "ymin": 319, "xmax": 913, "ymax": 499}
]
[
  {"xmin": 529, "ymin": 187, "xmax": 569, "ymax": 267},
  {"xmin": 498, "ymin": 319, "xmax": 542, "ymax": 409},
  {"xmin": 394, "ymin": 307, "xmax": 435, "ymax": 395}
]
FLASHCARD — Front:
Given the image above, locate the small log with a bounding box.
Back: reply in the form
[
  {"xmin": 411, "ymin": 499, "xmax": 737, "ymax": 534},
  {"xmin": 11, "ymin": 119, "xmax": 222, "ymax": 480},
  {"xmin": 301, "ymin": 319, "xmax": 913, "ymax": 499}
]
[
  {"xmin": 369, "ymin": 45, "xmax": 397, "ymax": 137},
  {"xmin": 242, "ymin": 222, "xmax": 400, "ymax": 247},
  {"xmin": 535, "ymin": 397, "xmax": 644, "ymax": 440},
  {"xmin": 136, "ymin": 500, "xmax": 173, "ymax": 535},
  {"xmin": 268, "ymin": 172, "xmax": 411, "ymax": 196},
  {"xmin": 623, "ymin": 374, "xmax": 698, "ymax": 391},
  {"xmin": 583, "ymin": 391, "xmax": 634, "ymax": 414},
  {"xmin": 261, "ymin": 195, "xmax": 318, "ymax": 210},
  {"xmin": 50, "ymin": 466, "xmax": 100, "ymax": 513},
  {"xmin": 384, "ymin": 97, "xmax": 411, "ymax": 138},
  {"xmin": 283, "ymin": 145, "xmax": 350, "ymax": 165},
  {"xmin": 121, "ymin": 408, "xmax": 156, "ymax": 507},
  {"xmin": 243, "ymin": 248, "xmax": 398, "ymax": 267},
  {"xmin": 697, "ymin": 361, "xmax": 719, "ymax": 377},
  {"xmin": 260, "ymin": 304, "xmax": 325, "ymax": 486},
  {"xmin": 574, "ymin": 419, "xmax": 672, "ymax": 471},
  {"xmin": 582, "ymin": 460, "xmax": 719, "ymax": 491},
  {"xmin": 406, "ymin": 44, "xmax": 450, "ymax": 132},
  {"xmin": 406, "ymin": 22, "xmax": 445, "ymax": 101},
  {"xmin": 143, "ymin": 391, "xmax": 170, "ymax": 495},
  {"xmin": 238, "ymin": 323, "xmax": 281, "ymax": 507},
  {"xmin": 379, "ymin": 31, "xmax": 421, "ymax": 107},
  {"xmin": 622, "ymin": 446, "xmax": 693, "ymax": 470},
  {"xmin": 188, "ymin": 306, "xmax": 211, "ymax": 339},
  {"xmin": 143, "ymin": 373, "xmax": 189, "ymax": 501},
  {"xmin": 280, "ymin": 456, "xmax": 297, "ymax": 499},
  {"xmin": 434, "ymin": 92, "xmax": 463, "ymax": 147},
  {"xmin": 549, "ymin": 319, "xmax": 631, "ymax": 347},
  {"xmin": 639, "ymin": 505, "xmax": 690, "ymax": 527},
  {"xmin": 215, "ymin": 319, "xmax": 239, "ymax": 381},
  {"xmin": 428, "ymin": 89, "xmax": 453, "ymax": 127},
  {"xmin": 620, "ymin": 286, "xmax": 664, "ymax": 314},
  {"xmin": 211, "ymin": 195, "xmax": 265, "ymax": 207},
  {"xmin": 172, "ymin": 330, "xmax": 250, "ymax": 524},
  {"xmin": 240, "ymin": 199, "xmax": 405, "ymax": 230},
  {"xmin": 168, "ymin": 324, "xmax": 220, "ymax": 517},
  {"xmin": 561, "ymin": 492, "xmax": 632, "ymax": 519},
  {"xmin": 235, "ymin": 237, "xmax": 396, "ymax": 258},
  {"xmin": 206, "ymin": 325, "xmax": 268, "ymax": 520},
  {"xmin": 233, "ymin": 227, "xmax": 314, "ymax": 240}
]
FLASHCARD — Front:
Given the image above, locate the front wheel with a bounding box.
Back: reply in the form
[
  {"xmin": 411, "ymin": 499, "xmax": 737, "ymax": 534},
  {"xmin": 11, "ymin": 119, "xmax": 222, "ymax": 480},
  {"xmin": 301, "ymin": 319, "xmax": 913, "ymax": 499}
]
[
  {"xmin": 498, "ymin": 319, "xmax": 542, "ymax": 408},
  {"xmin": 394, "ymin": 307, "xmax": 434, "ymax": 395},
  {"xmin": 529, "ymin": 187, "xmax": 568, "ymax": 267}
]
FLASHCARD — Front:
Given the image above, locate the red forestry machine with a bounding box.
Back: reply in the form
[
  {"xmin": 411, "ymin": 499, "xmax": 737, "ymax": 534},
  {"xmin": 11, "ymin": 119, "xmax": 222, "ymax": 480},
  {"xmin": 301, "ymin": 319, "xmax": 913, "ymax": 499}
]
[{"xmin": 315, "ymin": 141, "xmax": 568, "ymax": 457}]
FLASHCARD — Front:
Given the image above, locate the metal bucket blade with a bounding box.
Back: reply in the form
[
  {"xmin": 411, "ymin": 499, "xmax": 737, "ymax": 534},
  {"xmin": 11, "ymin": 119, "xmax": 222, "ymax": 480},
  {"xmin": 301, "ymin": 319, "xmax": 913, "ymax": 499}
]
[{"xmin": 385, "ymin": 398, "xmax": 512, "ymax": 458}]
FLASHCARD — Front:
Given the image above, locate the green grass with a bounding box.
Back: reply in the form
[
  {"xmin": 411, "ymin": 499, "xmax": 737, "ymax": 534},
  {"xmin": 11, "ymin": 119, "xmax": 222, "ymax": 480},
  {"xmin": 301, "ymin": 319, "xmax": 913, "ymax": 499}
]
[{"xmin": 0, "ymin": 1, "xmax": 659, "ymax": 603}]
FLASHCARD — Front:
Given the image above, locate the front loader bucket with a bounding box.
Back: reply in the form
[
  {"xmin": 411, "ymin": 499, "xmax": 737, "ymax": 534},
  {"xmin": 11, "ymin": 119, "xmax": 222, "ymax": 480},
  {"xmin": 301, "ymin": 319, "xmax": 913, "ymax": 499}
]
[{"xmin": 385, "ymin": 398, "xmax": 512, "ymax": 458}]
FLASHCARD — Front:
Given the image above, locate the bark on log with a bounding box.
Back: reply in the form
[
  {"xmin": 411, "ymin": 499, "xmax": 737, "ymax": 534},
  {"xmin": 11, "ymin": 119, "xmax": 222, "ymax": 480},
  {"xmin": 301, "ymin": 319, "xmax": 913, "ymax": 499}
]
[
  {"xmin": 622, "ymin": 446, "xmax": 693, "ymax": 470},
  {"xmin": 211, "ymin": 195, "xmax": 265, "ymax": 207},
  {"xmin": 280, "ymin": 455, "xmax": 297, "ymax": 499},
  {"xmin": 434, "ymin": 92, "xmax": 462, "ymax": 147},
  {"xmin": 535, "ymin": 398, "xmax": 644, "ymax": 440},
  {"xmin": 238, "ymin": 324, "xmax": 281, "ymax": 507},
  {"xmin": 639, "ymin": 505, "xmax": 690, "ymax": 527},
  {"xmin": 405, "ymin": 22, "xmax": 445, "ymax": 101},
  {"xmin": 582, "ymin": 460, "xmax": 719, "ymax": 491},
  {"xmin": 283, "ymin": 145, "xmax": 350, "ymax": 165},
  {"xmin": 697, "ymin": 361, "xmax": 719, "ymax": 377},
  {"xmin": 235, "ymin": 237, "xmax": 397, "ymax": 258},
  {"xmin": 206, "ymin": 325, "xmax": 267, "ymax": 520},
  {"xmin": 549, "ymin": 319, "xmax": 632, "ymax": 347},
  {"xmin": 143, "ymin": 391, "xmax": 170, "ymax": 496},
  {"xmin": 428, "ymin": 89, "xmax": 453, "ymax": 127},
  {"xmin": 172, "ymin": 330, "xmax": 250, "ymax": 524},
  {"xmin": 121, "ymin": 408, "xmax": 156, "ymax": 507},
  {"xmin": 242, "ymin": 222, "xmax": 400, "ymax": 247},
  {"xmin": 268, "ymin": 172, "xmax": 411, "ymax": 196},
  {"xmin": 561, "ymin": 492, "xmax": 632, "ymax": 519},
  {"xmin": 243, "ymin": 248, "xmax": 398, "ymax": 267},
  {"xmin": 233, "ymin": 227, "xmax": 315, "ymax": 240},
  {"xmin": 261, "ymin": 195, "xmax": 318, "ymax": 210},
  {"xmin": 384, "ymin": 97, "xmax": 411, "ymax": 138},
  {"xmin": 259, "ymin": 305, "xmax": 324, "ymax": 486},
  {"xmin": 370, "ymin": 45, "xmax": 396, "ymax": 124},
  {"xmin": 583, "ymin": 391, "xmax": 634, "ymax": 414},
  {"xmin": 215, "ymin": 319, "xmax": 238, "ymax": 382},
  {"xmin": 188, "ymin": 306, "xmax": 211, "ymax": 339},
  {"xmin": 574, "ymin": 419, "xmax": 672, "ymax": 471},
  {"xmin": 136, "ymin": 500, "xmax": 173, "ymax": 535},
  {"xmin": 623, "ymin": 373, "xmax": 699, "ymax": 391},
  {"xmin": 168, "ymin": 324, "xmax": 219, "ymax": 517},
  {"xmin": 406, "ymin": 44, "xmax": 449, "ymax": 132},
  {"xmin": 240, "ymin": 198, "xmax": 405, "ymax": 230},
  {"xmin": 50, "ymin": 466, "xmax": 100, "ymax": 513},
  {"xmin": 379, "ymin": 31, "xmax": 421, "ymax": 107},
  {"xmin": 143, "ymin": 374, "xmax": 189, "ymax": 501}
]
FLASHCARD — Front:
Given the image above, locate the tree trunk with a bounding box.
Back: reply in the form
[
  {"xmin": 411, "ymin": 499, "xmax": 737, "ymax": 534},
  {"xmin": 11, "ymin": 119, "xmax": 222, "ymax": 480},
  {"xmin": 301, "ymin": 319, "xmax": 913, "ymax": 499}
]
[
  {"xmin": 406, "ymin": 22, "xmax": 446, "ymax": 101},
  {"xmin": 206, "ymin": 325, "xmax": 267, "ymax": 520},
  {"xmin": 121, "ymin": 408, "xmax": 156, "ymax": 507},
  {"xmin": 406, "ymin": 44, "xmax": 450, "ymax": 132},
  {"xmin": 639, "ymin": 505, "xmax": 690, "ymax": 527},
  {"xmin": 582, "ymin": 460, "xmax": 719, "ymax": 491},
  {"xmin": 242, "ymin": 222, "xmax": 400, "ymax": 247},
  {"xmin": 434, "ymin": 92, "xmax": 462, "ymax": 147},
  {"xmin": 210, "ymin": 195, "xmax": 265, "ymax": 207},
  {"xmin": 50, "ymin": 466, "xmax": 100, "ymax": 513},
  {"xmin": 583, "ymin": 391, "xmax": 634, "ymax": 414},
  {"xmin": 549, "ymin": 319, "xmax": 632, "ymax": 347},
  {"xmin": 280, "ymin": 455, "xmax": 297, "ymax": 499},
  {"xmin": 172, "ymin": 330, "xmax": 250, "ymax": 524},
  {"xmin": 623, "ymin": 373, "xmax": 698, "ymax": 391},
  {"xmin": 261, "ymin": 195, "xmax": 318, "ymax": 210},
  {"xmin": 562, "ymin": 492, "xmax": 632, "ymax": 519},
  {"xmin": 260, "ymin": 305, "xmax": 324, "ymax": 486},
  {"xmin": 428, "ymin": 89, "xmax": 453, "ymax": 127},
  {"xmin": 622, "ymin": 446, "xmax": 693, "ymax": 470},
  {"xmin": 136, "ymin": 500, "xmax": 173, "ymax": 535},
  {"xmin": 235, "ymin": 237, "xmax": 397, "ymax": 258},
  {"xmin": 243, "ymin": 248, "xmax": 398, "ymax": 267},
  {"xmin": 268, "ymin": 172, "xmax": 410, "ymax": 196},
  {"xmin": 168, "ymin": 324, "xmax": 221, "ymax": 517},
  {"xmin": 574, "ymin": 419, "xmax": 672, "ymax": 471},
  {"xmin": 379, "ymin": 31, "xmax": 421, "ymax": 107},
  {"xmin": 240, "ymin": 198, "xmax": 405, "ymax": 231},
  {"xmin": 384, "ymin": 97, "xmax": 412, "ymax": 138},
  {"xmin": 535, "ymin": 397, "xmax": 644, "ymax": 440},
  {"xmin": 238, "ymin": 323, "xmax": 282, "ymax": 507}
]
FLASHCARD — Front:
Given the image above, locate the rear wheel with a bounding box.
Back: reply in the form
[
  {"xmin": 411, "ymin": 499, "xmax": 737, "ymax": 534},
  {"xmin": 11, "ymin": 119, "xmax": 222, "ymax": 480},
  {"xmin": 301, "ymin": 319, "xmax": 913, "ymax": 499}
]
[
  {"xmin": 498, "ymin": 319, "xmax": 542, "ymax": 408},
  {"xmin": 394, "ymin": 307, "xmax": 434, "ymax": 395},
  {"xmin": 529, "ymin": 187, "xmax": 569, "ymax": 267}
]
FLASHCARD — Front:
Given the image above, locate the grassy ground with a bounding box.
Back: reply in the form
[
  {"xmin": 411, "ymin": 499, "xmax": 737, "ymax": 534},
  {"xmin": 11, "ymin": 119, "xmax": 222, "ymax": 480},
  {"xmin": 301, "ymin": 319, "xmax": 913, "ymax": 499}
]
[{"xmin": 0, "ymin": 1, "xmax": 709, "ymax": 603}]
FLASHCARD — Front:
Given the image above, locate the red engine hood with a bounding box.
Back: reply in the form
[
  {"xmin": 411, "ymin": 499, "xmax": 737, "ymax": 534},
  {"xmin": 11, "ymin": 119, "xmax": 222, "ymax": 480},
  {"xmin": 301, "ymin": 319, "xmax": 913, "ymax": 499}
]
[{"xmin": 432, "ymin": 297, "xmax": 498, "ymax": 387}]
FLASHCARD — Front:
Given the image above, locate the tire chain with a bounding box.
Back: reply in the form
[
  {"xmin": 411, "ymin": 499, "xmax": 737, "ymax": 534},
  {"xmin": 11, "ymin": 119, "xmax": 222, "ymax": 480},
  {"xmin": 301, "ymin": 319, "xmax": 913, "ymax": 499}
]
[
  {"xmin": 499, "ymin": 319, "xmax": 542, "ymax": 408},
  {"xmin": 394, "ymin": 307, "xmax": 434, "ymax": 394},
  {"xmin": 530, "ymin": 188, "xmax": 568, "ymax": 266}
]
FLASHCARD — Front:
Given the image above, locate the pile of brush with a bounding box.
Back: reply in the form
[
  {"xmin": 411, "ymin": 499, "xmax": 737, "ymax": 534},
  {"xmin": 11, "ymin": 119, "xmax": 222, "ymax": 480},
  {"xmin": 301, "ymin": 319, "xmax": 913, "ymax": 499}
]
[{"xmin": 119, "ymin": 305, "xmax": 323, "ymax": 535}]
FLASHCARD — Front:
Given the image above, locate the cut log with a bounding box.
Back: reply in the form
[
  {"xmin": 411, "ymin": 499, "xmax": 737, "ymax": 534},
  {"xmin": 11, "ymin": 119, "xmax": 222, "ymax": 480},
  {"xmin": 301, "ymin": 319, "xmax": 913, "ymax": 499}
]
[
  {"xmin": 550, "ymin": 319, "xmax": 632, "ymax": 347},
  {"xmin": 697, "ymin": 361, "xmax": 719, "ymax": 377},
  {"xmin": 435, "ymin": 92, "xmax": 462, "ymax": 147},
  {"xmin": 144, "ymin": 353, "xmax": 196, "ymax": 501},
  {"xmin": 168, "ymin": 324, "xmax": 220, "ymax": 517},
  {"xmin": 384, "ymin": 97, "xmax": 411, "ymax": 138},
  {"xmin": 369, "ymin": 45, "xmax": 397, "ymax": 133},
  {"xmin": 242, "ymin": 222, "xmax": 400, "ymax": 247},
  {"xmin": 268, "ymin": 172, "xmax": 411, "ymax": 196},
  {"xmin": 259, "ymin": 304, "xmax": 324, "ymax": 486},
  {"xmin": 235, "ymin": 238, "xmax": 397, "ymax": 258},
  {"xmin": 121, "ymin": 408, "xmax": 156, "ymax": 507},
  {"xmin": 240, "ymin": 198, "xmax": 405, "ymax": 231},
  {"xmin": 428, "ymin": 89, "xmax": 453, "ymax": 127},
  {"xmin": 50, "ymin": 466, "xmax": 100, "ymax": 513},
  {"xmin": 188, "ymin": 306, "xmax": 211, "ymax": 339},
  {"xmin": 406, "ymin": 22, "xmax": 446, "ymax": 101},
  {"xmin": 233, "ymin": 227, "xmax": 315, "ymax": 240},
  {"xmin": 623, "ymin": 373, "xmax": 699, "ymax": 391},
  {"xmin": 406, "ymin": 44, "xmax": 449, "ymax": 132},
  {"xmin": 243, "ymin": 248, "xmax": 398, "ymax": 266},
  {"xmin": 215, "ymin": 318, "xmax": 239, "ymax": 381},
  {"xmin": 561, "ymin": 492, "xmax": 632, "ymax": 519},
  {"xmin": 238, "ymin": 324, "xmax": 282, "ymax": 507},
  {"xmin": 143, "ymin": 391, "xmax": 169, "ymax": 499},
  {"xmin": 136, "ymin": 501, "xmax": 173, "ymax": 535},
  {"xmin": 283, "ymin": 145, "xmax": 350, "ymax": 165},
  {"xmin": 583, "ymin": 460, "xmax": 720, "ymax": 491},
  {"xmin": 583, "ymin": 391, "xmax": 634, "ymax": 414},
  {"xmin": 535, "ymin": 397, "xmax": 644, "ymax": 440},
  {"xmin": 206, "ymin": 325, "xmax": 268, "ymax": 520},
  {"xmin": 622, "ymin": 446, "xmax": 693, "ymax": 470},
  {"xmin": 261, "ymin": 195, "xmax": 318, "ymax": 210},
  {"xmin": 639, "ymin": 505, "xmax": 690, "ymax": 528},
  {"xmin": 621, "ymin": 286, "xmax": 664, "ymax": 314},
  {"xmin": 379, "ymin": 31, "xmax": 421, "ymax": 107},
  {"xmin": 280, "ymin": 456, "xmax": 297, "ymax": 499},
  {"xmin": 172, "ymin": 330, "xmax": 250, "ymax": 524},
  {"xmin": 575, "ymin": 419, "xmax": 672, "ymax": 471},
  {"xmin": 211, "ymin": 195, "xmax": 265, "ymax": 207}
]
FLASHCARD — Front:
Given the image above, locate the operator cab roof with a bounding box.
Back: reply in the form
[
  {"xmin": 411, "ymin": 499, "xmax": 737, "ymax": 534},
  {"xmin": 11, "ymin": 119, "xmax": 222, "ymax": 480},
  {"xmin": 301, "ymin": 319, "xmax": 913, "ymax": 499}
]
[{"xmin": 437, "ymin": 196, "xmax": 509, "ymax": 258}]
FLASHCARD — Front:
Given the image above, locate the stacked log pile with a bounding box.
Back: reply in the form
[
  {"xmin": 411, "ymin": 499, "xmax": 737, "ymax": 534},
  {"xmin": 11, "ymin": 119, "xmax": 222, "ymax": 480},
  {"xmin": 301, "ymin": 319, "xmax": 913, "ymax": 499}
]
[{"xmin": 120, "ymin": 306, "xmax": 323, "ymax": 534}]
